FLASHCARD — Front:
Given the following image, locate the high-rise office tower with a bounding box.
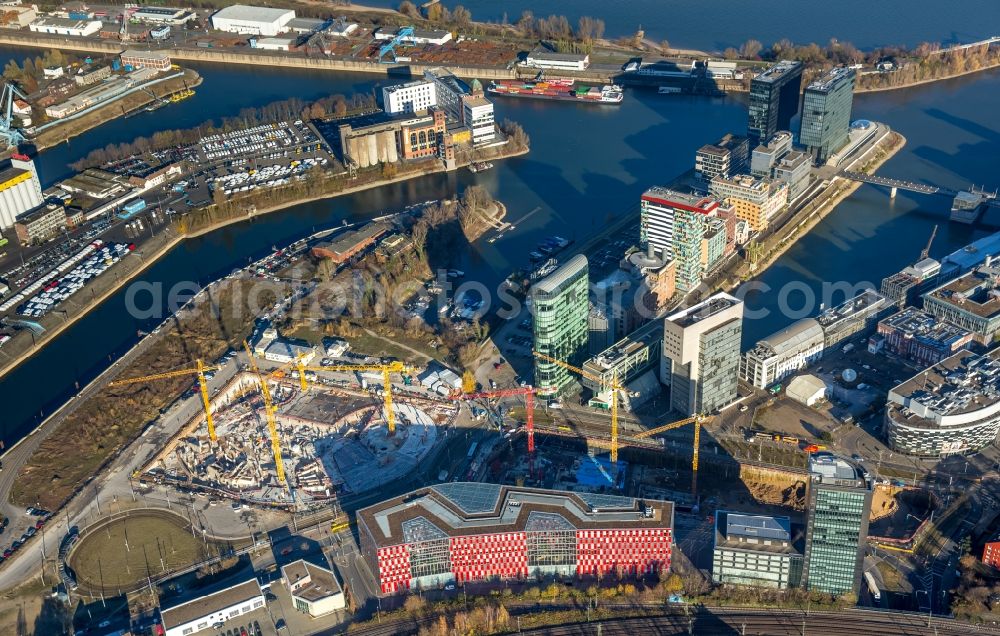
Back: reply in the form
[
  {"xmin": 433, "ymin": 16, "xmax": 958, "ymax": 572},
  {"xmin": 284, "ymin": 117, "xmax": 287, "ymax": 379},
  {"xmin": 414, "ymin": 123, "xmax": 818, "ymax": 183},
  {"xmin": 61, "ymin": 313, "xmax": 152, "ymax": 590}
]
[
  {"xmin": 640, "ymin": 188, "xmax": 720, "ymax": 293},
  {"xmin": 799, "ymin": 67, "xmax": 856, "ymax": 165},
  {"xmin": 747, "ymin": 61, "xmax": 803, "ymax": 144},
  {"xmin": 532, "ymin": 254, "xmax": 590, "ymax": 393},
  {"xmin": 802, "ymin": 454, "xmax": 872, "ymax": 596},
  {"xmin": 660, "ymin": 292, "xmax": 743, "ymax": 415}
]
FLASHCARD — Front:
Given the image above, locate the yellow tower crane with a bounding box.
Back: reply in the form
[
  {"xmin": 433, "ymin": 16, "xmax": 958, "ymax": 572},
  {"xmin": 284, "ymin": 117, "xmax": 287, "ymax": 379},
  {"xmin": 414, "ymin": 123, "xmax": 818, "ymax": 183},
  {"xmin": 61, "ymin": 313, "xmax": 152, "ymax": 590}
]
[
  {"xmin": 243, "ymin": 340, "xmax": 286, "ymax": 484},
  {"xmin": 533, "ymin": 351, "xmax": 625, "ymax": 463},
  {"xmin": 108, "ymin": 359, "xmax": 220, "ymax": 442},
  {"xmin": 282, "ymin": 356, "xmax": 411, "ymax": 434},
  {"xmin": 634, "ymin": 414, "xmax": 708, "ymax": 496}
]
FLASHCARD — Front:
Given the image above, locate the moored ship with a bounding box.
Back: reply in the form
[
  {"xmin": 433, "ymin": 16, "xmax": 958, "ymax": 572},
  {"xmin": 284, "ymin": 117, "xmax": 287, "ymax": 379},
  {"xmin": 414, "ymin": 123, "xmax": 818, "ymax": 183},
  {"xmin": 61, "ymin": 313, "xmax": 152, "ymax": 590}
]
[{"xmin": 487, "ymin": 79, "xmax": 623, "ymax": 104}]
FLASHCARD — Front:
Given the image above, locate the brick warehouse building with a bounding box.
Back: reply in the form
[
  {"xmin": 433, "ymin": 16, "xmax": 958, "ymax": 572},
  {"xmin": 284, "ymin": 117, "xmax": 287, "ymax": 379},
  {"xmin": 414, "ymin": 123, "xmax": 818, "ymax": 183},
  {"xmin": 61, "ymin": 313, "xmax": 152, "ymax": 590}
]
[{"xmin": 357, "ymin": 483, "xmax": 674, "ymax": 594}]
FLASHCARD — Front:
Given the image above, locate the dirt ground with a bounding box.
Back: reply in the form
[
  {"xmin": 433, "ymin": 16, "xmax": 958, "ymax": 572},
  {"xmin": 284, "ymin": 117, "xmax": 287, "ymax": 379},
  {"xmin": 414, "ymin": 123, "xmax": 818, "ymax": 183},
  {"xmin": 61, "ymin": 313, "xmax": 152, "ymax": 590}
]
[
  {"xmin": 870, "ymin": 485, "xmax": 900, "ymax": 521},
  {"xmin": 754, "ymin": 397, "xmax": 838, "ymax": 441},
  {"xmin": 0, "ymin": 577, "xmax": 48, "ymax": 636},
  {"xmin": 736, "ymin": 465, "xmax": 808, "ymax": 511}
]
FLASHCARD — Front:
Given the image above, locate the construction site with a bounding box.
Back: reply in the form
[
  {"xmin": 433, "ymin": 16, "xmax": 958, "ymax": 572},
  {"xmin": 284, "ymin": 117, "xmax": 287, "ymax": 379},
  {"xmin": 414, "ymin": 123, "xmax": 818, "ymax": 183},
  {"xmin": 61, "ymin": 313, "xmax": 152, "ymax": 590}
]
[{"xmin": 133, "ymin": 359, "xmax": 459, "ymax": 508}]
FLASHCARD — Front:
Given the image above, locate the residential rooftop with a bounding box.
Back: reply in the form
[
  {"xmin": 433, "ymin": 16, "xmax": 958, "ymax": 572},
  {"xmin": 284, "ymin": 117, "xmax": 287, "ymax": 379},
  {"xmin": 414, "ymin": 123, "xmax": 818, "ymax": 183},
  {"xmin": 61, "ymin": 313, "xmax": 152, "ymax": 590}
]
[
  {"xmin": 753, "ymin": 60, "xmax": 803, "ymax": 84},
  {"xmin": 714, "ymin": 510, "xmax": 802, "ymax": 556},
  {"xmin": 532, "ymin": 254, "xmax": 587, "ymax": 296},
  {"xmin": 806, "ymin": 66, "xmax": 855, "ymax": 93},
  {"xmin": 282, "ymin": 559, "xmax": 342, "ymax": 603},
  {"xmin": 749, "ymin": 318, "xmax": 823, "ymax": 358},
  {"xmin": 641, "ymin": 186, "xmax": 720, "ymax": 215},
  {"xmin": 697, "ymin": 133, "xmax": 747, "ymax": 157},
  {"xmin": 924, "ymin": 265, "xmax": 1000, "ymax": 319},
  {"xmin": 666, "ymin": 292, "xmax": 741, "ymax": 328},
  {"xmin": 816, "ymin": 289, "xmax": 886, "ymax": 327},
  {"xmin": 160, "ymin": 579, "xmax": 262, "ymax": 632},
  {"xmin": 888, "ymin": 349, "xmax": 1000, "ymax": 428},
  {"xmin": 808, "ymin": 454, "xmax": 867, "ymax": 487},
  {"xmin": 879, "ymin": 307, "xmax": 971, "ymax": 347}
]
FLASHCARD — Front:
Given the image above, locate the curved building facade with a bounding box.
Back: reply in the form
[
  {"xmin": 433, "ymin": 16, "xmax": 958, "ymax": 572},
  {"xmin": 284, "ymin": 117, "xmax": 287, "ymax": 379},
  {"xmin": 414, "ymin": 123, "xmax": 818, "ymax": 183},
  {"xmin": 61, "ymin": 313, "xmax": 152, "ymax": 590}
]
[{"xmin": 884, "ymin": 350, "xmax": 1000, "ymax": 457}]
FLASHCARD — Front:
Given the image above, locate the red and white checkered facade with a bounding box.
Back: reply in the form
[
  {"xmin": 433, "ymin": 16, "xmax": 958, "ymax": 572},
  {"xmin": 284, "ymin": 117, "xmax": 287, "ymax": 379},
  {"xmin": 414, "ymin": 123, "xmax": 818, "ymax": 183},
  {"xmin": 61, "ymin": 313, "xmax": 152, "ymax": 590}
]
[
  {"xmin": 373, "ymin": 526, "xmax": 672, "ymax": 591},
  {"xmin": 376, "ymin": 544, "xmax": 412, "ymax": 593},
  {"xmin": 450, "ymin": 532, "xmax": 529, "ymax": 583},
  {"xmin": 575, "ymin": 528, "xmax": 673, "ymax": 577}
]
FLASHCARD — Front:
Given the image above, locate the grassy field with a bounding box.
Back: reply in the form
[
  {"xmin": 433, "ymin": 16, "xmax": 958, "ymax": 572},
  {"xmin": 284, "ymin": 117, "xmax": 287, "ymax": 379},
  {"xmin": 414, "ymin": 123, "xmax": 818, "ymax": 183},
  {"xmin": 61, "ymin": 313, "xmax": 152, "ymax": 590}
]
[
  {"xmin": 11, "ymin": 279, "xmax": 282, "ymax": 510},
  {"xmin": 70, "ymin": 512, "xmax": 211, "ymax": 593}
]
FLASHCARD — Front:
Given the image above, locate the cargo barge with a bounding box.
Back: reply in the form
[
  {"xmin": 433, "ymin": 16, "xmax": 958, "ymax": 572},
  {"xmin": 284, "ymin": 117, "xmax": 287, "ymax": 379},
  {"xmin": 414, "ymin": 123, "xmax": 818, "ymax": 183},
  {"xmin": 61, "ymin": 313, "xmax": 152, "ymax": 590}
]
[{"xmin": 487, "ymin": 79, "xmax": 623, "ymax": 104}]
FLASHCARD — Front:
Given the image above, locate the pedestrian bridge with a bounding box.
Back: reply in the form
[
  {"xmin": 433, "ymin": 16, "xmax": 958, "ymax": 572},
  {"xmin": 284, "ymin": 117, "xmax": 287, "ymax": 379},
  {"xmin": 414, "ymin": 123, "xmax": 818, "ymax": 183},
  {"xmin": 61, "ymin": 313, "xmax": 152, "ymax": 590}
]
[{"xmin": 840, "ymin": 171, "xmax": 957, "ymax": 197}]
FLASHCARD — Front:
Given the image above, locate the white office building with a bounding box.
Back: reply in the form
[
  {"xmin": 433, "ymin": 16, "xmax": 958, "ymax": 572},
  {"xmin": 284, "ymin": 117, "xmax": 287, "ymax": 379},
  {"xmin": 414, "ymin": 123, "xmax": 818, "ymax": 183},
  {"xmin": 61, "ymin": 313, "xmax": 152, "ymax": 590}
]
[
  {"xmin": 160, "ymin": 579, "xmax": 265, "ymax": 636},
  {"xmin": 740, "ymin": 318, "xmax": 825, "ymax": 389},
  {"xmin": 210, "ymin": 5, "xmax": 295, "ymax": 36},
  {"xmin": 462, "ymin": 94, "xmax": 495, "ymax": 143},
  {"xmin": 661, "ymin": 293, "xmax": 744, "ymax": 416},
  {"xmin": 282, "ymin": 559, "xmax": 346, "ymax": 617},
  {"xmin": 0, "ymin": 154, "xmax": 44, "ymax": 232},
  {"xmin": 424, "ymin": 67, "xmax": 469, "ymax": 121},
  {"xmin": 382, "ymin": 80, "xmax": 437, "ymax": 115}
]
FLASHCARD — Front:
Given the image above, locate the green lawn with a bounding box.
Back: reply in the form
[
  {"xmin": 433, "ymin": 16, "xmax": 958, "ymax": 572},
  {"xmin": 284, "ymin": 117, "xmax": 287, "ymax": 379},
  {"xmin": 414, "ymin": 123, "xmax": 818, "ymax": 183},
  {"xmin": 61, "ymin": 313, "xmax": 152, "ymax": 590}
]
[{"xmin": 71, "ymin": 513, "xmax": 214, "ymax": 592}]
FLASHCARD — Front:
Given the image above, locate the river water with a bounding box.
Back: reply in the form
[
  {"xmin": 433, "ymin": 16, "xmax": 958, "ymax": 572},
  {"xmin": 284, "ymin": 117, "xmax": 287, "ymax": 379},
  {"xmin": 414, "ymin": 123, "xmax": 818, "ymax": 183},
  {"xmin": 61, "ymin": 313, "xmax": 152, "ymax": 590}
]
[
  {"xmin": 1, "ymin": 36, "xmax": 999, "ymax": 445},
  {"xmin": 361, "ymin": 0, "xmax": 1000, "ymax": 50}
]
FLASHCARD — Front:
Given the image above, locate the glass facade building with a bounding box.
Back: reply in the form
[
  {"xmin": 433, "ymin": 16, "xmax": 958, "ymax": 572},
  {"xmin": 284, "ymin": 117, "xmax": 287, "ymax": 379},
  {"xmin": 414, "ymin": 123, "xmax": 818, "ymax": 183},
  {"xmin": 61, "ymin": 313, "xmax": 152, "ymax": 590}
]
[
  {"xmin": 747, "ymin": 61, "xmax": 803, "ymax": 144},
  {"xmin": 803, "ymin": 455, "xmax": 872, "ymax": 596},
  {"xmin": 532, "ymin": 254, "xmax": 590, "ymax": 393},
  {"xmin": 799, "ymin": 67, "xmax": 856, "ymax": 164},
  {"xmin": 662, "ymin": 293, "xmax": 744, "ymax": 416}
]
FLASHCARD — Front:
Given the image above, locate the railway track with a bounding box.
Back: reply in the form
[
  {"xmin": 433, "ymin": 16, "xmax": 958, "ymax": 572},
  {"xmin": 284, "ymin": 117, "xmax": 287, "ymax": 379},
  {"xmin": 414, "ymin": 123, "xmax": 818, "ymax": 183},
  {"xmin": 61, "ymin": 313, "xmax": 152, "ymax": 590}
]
[{"xmin": 345, "ymin": 605, "xmax": 1000, "ymax": 636}]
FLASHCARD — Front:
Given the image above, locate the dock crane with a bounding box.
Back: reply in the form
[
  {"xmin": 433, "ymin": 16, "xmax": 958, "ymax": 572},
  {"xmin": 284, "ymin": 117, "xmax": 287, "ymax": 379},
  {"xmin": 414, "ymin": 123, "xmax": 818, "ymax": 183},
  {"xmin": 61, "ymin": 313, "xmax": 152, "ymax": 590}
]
[
  {"xmin": 533, "ymin": 351, "xmax": 625, "ymax": 464},
  {"xmin": 280, "ymin": 356, "xmax": 411, "ymax": 434},
  {"xmin": 920, "ymin": 224, "xmax": 938, "ymax": 261},
  {"xmin": 378, "ymin": 25, "xmax": 414, "ymax": 63},
  {"xmin": 243, "ymin": 340, "xmax": 286, "ymax": 484},
  {"xmin": 108, "ymin": 359, "xmax": 220, "ymax": 442},
  {"xmin": 1, "ymin": 82, "xmax": 27, "ymax": 149}
]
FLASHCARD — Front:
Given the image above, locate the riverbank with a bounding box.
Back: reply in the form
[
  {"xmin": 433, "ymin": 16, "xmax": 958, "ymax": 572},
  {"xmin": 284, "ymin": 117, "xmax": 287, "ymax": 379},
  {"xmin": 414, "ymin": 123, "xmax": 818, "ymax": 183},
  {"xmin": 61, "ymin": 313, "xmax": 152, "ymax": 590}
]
[
  {"xmin": 856, "ymin": 60, "xmax": 1000, "ymax": 93},
  {"xmin": 5, "ymin": 31, "xmax": 999, "ymax": 97},
  {"xmin": 0, "ymin": 146, "xmax": 528, "ymax": 384},
  {"xmin": 0, "ymin": 32, "xmax": 515, "ymax": 81},
  {"xmin": 30, "ymin": 69, "xmax": 203, "ymax": 153}
]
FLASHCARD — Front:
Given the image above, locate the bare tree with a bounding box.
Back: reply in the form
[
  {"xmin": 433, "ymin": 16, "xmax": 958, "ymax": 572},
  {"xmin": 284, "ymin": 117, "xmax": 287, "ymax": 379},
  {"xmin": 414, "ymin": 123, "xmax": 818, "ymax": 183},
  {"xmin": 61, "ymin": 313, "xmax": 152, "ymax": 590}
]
[
  {"xmin": 739, "ymin": 39, "xmax": 764, "ymax": 59},
  {"xmin": 397, "ymin": 0, "xmax": 418, "ymax": 18}
]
